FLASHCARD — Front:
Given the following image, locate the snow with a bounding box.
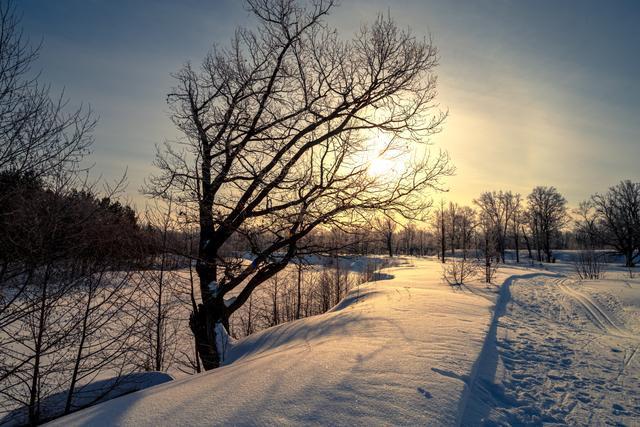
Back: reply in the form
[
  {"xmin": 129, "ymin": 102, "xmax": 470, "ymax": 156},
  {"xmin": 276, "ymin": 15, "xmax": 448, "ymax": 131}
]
[
  {"xmin": 2, "ymin": 372, "xmax": 173, "ymax": 426},
  {"xmin": 462, "ymin": 268, "xmax": 640, "ymax": 425},
  {"xmin": 215, "ymin": 321, "xmax": 234, "ymax": 363},
  {"xmin": 46, "ymin": 258, "xmax": 640, "ymax": 426},
  {"xmin": 47, "ymin": 258, "xmax": 500, "ymax": 426}
]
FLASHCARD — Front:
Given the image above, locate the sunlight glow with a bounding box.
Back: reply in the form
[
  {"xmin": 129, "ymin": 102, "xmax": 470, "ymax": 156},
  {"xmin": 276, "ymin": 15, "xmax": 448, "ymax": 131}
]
[{"xmin": 364, "ymin": 131, "xmax": 408, "ymax": 178}]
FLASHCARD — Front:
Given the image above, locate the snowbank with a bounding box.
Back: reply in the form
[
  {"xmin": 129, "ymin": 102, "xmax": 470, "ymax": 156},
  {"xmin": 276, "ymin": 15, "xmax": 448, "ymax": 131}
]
[
  {"xmin": 3, "ymin": 372, "xmax": 173, "ymax": 426},
  {"xmin": 48, "ymin": 258, "xmax": 498, "ymax": 426}
]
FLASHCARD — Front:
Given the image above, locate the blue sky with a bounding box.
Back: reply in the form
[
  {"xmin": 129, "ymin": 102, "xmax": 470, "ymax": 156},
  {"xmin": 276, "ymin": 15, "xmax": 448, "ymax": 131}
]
[{"xmin": 20, "ymin": 0, "xmax": 640, "ymax": 207}]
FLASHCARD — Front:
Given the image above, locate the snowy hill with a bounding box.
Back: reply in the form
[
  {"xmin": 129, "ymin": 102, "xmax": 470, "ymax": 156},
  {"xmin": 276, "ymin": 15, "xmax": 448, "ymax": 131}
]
[
  {"xmin": 47, "ymin": 258, "xmax": 640, "ymax": 426},
  {"xmin": 48, "ymin": 259, "xmax": 504, "ymax": 426}
]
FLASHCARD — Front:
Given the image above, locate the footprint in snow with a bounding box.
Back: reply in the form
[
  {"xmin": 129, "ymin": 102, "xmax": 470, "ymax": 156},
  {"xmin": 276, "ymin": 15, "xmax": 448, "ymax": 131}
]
[
  {"xmin": 417, "ymin": 387, "xmax": 432, "ymax": 399},
  {"xmin": 612, "ymin": 403, "xmax": 630, "ymax": 416}
]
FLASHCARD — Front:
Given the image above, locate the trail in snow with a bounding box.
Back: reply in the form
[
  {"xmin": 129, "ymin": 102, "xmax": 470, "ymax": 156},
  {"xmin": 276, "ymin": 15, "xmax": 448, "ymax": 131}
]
[
  {"xmin": 464, "ymin": 273, "xmax": 640, "ymax": 426},
  {"xmin": 556, "ymin": 278, "xmax": 627, "ymax": 336}
]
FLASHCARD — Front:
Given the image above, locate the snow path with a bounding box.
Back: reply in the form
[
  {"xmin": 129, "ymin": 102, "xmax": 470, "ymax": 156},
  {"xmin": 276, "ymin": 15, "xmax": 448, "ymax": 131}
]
[
  {"xmin": 464, "ymin": 273, "xmax": 640, "ymax": 426},
  {"xmin": 48, "ymin": 259, "xmax": 497, "ymax": 427}
]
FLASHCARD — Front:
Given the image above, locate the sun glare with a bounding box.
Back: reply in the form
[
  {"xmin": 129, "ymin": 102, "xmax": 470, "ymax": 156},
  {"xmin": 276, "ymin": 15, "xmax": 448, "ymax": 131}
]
[{"xmin": 364, "ymin": 132, "xmax": 408, "ymax": 178}]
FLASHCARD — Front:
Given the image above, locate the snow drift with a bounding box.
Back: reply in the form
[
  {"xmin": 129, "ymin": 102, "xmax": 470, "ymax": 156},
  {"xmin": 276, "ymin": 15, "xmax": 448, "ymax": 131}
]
[{"xmin": 48, "ymin": 259, "xmax": 497, "ymax": 426}]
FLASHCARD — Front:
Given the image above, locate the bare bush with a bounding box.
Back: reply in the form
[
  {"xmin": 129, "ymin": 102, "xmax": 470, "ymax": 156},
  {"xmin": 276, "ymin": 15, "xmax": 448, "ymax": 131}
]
[
  {"xmin": 573, "ymin": 250, "xmax": 605, "ymax": 280},
  {"xmin": 442, "ymin": 258, "xmax": 480, "ymax": 287}
]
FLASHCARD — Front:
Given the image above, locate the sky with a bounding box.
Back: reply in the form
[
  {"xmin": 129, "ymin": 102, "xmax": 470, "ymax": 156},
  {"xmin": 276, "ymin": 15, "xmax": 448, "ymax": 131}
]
[{"xmin": 19, "ymin": 0, "xmax": 640, "ymax": 208}]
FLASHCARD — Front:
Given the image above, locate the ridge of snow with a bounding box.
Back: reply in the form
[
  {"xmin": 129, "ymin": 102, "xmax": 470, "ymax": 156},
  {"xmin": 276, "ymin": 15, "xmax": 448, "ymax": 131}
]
[{"xmin": 48, "ymin": 258, "xmax": 510, "ymax": 427}]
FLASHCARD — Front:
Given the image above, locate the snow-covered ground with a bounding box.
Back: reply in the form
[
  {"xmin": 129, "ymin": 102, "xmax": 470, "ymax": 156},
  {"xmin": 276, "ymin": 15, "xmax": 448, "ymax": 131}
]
[
  {"xmin": 47, "ymin": 258, "xmax": 640, "ymax": 426},
  {"xmin": 1, "ymin": 372, "xmax": 173, "ymax": 426},
  {"xmin": 48, "ymin": 258, "xmax": 504, "ymax": 426},
  {"xmin": 463, "ymin": 267, "xmax": 640, "ymax": 425}
]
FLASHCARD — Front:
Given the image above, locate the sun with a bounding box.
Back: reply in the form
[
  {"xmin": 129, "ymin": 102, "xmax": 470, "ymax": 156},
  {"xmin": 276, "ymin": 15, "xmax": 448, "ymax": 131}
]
[
  {"xmin": 363, "ymin": 131, "xmax": 408, "ymax": 178},
  {"xmin": 368, "ymin": 157, "xmax": 395, "ymax": 177}
]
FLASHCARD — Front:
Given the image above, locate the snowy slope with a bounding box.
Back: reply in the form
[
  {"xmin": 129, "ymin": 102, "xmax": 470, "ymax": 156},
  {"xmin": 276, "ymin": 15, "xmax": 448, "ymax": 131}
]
[
  {"xmin": 48, "ymin": 259, "xmax": 499, "ymax": 426},
  {"xmin": 2, "ymin": 372, "xmax": 173, "ymax": 426}
]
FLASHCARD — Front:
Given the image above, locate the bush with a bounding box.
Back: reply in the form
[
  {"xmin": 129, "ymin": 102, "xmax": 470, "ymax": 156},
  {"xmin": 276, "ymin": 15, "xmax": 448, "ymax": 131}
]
[
  {"xmin": 442, "ymin": 258, "xmax": 480, "ymax": 287},
  {"xmin": 574, "ymin": 250, "xmax": 605, "ymax": 280}
]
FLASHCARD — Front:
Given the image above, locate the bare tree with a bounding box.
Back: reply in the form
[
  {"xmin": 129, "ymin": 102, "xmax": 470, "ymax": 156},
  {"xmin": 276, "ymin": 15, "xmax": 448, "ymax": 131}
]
[
  {"xmin": 0, "ymin": 3, "xmax": 154, "ymax": 422},
  {"xmin": 446, "ymin": 202, "xmax": 458, "ymax": 257},
  {"xmin": 526, "ymin": 186, "xmax": 567, "ymax": 263},
  {"xmin": 375, "ymin": 217, "xmax": 397, "ymax": 258},
  {"xmin": 574, "ymin": 200, "xmax": 601, "ymax": 250},
  {"xmin": 574, "ymin": 250, "xmax": 605, "ymax": 280},
  {"xmin": 457, "ymin": 206, "xmax": 476, "ymax": 259},
  {"xmin": 477, "ymin": 211, "xmax": 498, "ymax": 283},
  {"xmin": 145, "ymin": 0, "xmax": 452, "ymax": 369},
  {"xmin": 135, "ymin": 199, "xmax": 182, "ymax": 373},
  {"xmin": 590, "ymin": 180, "xmax": 640, "ymax": 267},
  {"xmin": 473, "ymin": 191, "xmax": 519, "ymax": 263},
  {"xmin": 0, "ymin": 182, "xmax": 145, "ymax": 425},
  {"xmin": 434, "ymin": 200, "xmax": 447, "ymax": 263},
  {"xmin": 0, "ymin": 2, "xmax": 94, "ymax": 181},
  {"xmin": 399, "ymin": 221, "xmax": 417, "ymax": 255},
  {"xmin": 510, "ymin": 194, "xmax": 522, "ymax": 263}
]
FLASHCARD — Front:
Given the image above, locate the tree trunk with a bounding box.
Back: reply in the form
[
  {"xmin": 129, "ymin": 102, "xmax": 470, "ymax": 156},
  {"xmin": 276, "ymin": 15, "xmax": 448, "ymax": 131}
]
[
  {"xmin": 155, "ymin": 249, "xmax": 166, "ymax": 372},
  {"xmin": 295, "ymin": 263, "xmax": 302, "ymax": 320},
  {"xmin": 484, "ymin": 234, "xmax": 491, "ymax": 283},
  {"xmin": 65, "ymin": 281, "xmax": 94, "ymax": 415},
  {"xmin": 190, "ymin": 298, "xmax": 227, "ymax": 371},
  {"xmin": 192, "ymin": 246, "xmax": 228, "ymax": 370},
  {"xmin": 625, "ymin": 251, "xmax": 635, "ymax": 268},
  {"xmin": 440, "ymin": 212, "xmax": 446, "ymax": 263},
  {"xmin": 514, "ymin": 222, "xmax": 520, "ymax": 263},
  {"xmin": 535, "ymin": 226, "xmax": 542, "ymax": 262},
  {"xmin": 522, "ymin": 227, "xmax": 532, "ymax": 261}
]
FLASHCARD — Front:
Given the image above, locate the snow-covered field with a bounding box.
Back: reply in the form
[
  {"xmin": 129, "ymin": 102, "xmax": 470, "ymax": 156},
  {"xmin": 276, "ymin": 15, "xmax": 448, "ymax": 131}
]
[
  {"xmin": 465, "ymin": 270, "xmax": 640, "ymax": 425},
  {"xmin": 47, "ymin": 258, "xmax": 640, "ymax": 426}
]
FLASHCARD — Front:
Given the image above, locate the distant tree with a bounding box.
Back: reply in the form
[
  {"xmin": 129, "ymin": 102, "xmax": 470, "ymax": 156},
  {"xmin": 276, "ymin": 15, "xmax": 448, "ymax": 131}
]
[
  {"xmin": 446, "ymin": 202, "xmax": 458, "ymax": 257},
  {"xmin": 510, "ymin": 194, "xmax": 523, "ymax": 263},
  {"xmin": 375, "ymin": 217, "xmax": 397, "ymax": 258},
  {"xmin": 457, "ymin": 206, "xmax": 476, "ymax": 259},
  {"xmin": 146, "ymin": 0, "xmax": 452, "ymax": 369},
  {"xmin": 573, "ymin": 200, "xmax": 602, "ymax": 250},
  {"xmin": 434, "ymin": 200, "xmax": 446, "ymax": 263},
  {"xmin": 526, "ymin": 186, "xmax": 567, "ymax": 263},
  {"xmin": 590, "ymin": 180, "xmax": 640, "ymax": 267},
  {"xmin": 399, "ymin": 221, "xmax": 417, "ymax": 255},
  {"xmin": 473, "ymin": 191, "xmax": 520, "ymax": 263},
  {"xmin": 477, "ymin": 212, "xmax": 498, "ymax": 283}
]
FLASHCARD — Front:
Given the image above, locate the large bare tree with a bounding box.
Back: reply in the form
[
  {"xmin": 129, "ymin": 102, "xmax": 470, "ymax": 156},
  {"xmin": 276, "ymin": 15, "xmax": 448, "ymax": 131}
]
[{"xmin": 147, "ymin": 0, "xmax": 452, "ymax": 370}]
